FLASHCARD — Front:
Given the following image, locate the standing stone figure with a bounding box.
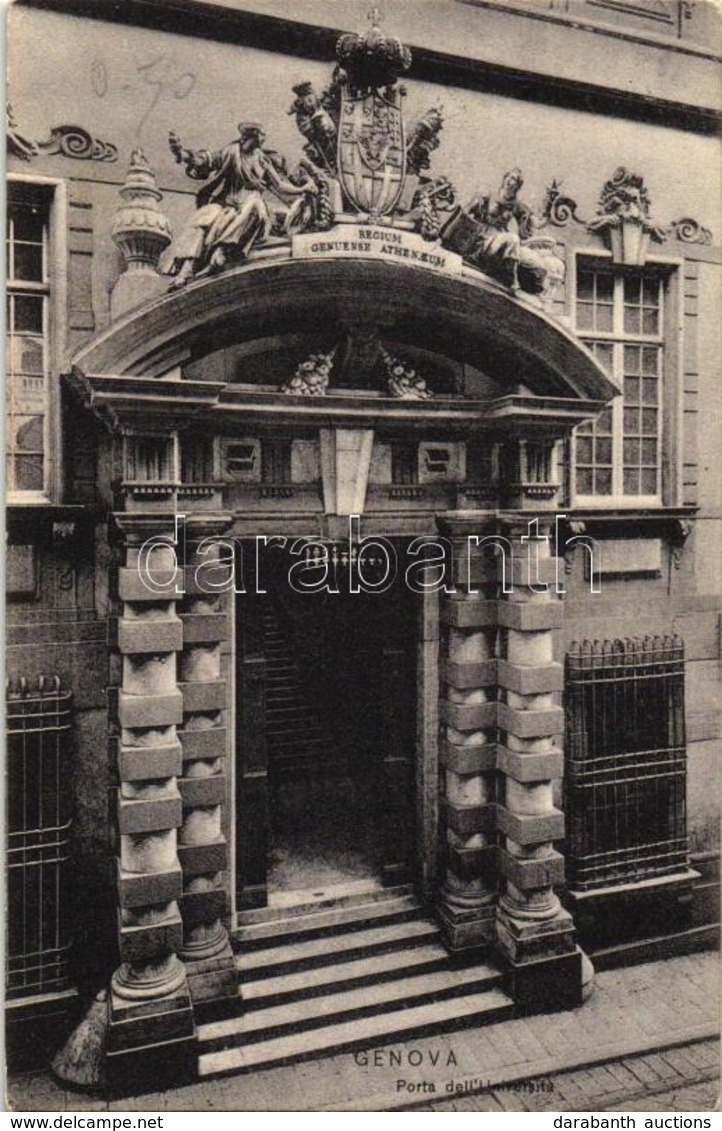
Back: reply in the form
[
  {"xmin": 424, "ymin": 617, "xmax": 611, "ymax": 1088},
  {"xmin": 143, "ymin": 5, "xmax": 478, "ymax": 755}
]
[{"xmin": 163, "ymin": 120, "xmax": 317, "ymax": 288}]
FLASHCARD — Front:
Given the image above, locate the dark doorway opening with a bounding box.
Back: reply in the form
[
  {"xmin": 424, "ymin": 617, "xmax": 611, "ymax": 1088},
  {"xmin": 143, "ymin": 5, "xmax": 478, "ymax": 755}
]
[{"xmin": 235, "ymin": 540, "xmax": 417, "ymax": 912}]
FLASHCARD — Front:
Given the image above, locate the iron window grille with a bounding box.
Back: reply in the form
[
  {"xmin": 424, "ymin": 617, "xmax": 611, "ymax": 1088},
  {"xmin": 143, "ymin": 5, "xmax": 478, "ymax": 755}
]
[
  {"xmin": 6, "ymin": 676, "xmax": 74, "ymax": 1000},
  {"xmin": 564, "ymin": 636, "xmax": 688, "ymax": 890}
]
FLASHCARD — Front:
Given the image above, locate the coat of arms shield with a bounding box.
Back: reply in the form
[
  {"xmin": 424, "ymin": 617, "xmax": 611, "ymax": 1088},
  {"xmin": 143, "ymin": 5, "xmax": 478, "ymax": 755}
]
[{"xmin": 338, "ymin": 88, "xmax": 406, "ymax": 215}]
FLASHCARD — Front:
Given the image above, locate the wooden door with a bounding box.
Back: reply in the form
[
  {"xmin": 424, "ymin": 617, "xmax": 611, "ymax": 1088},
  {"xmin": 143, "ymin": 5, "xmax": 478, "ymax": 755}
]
[
  {"xmin": 378, "ymin": 633, "xmax": 416, "ymax": 886},
  {"xmin": 235, "ymin": 582, "xmax": 268, "ymax": 911}
]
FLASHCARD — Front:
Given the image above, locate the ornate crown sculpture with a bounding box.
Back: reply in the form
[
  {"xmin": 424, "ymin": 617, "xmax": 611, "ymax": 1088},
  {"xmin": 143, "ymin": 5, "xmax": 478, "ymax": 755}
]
[
  {"xmin": 160, "ymin": 1, "xmax": 711, "ymax": 329},
  {"xmin": 336, "ymin": 5, "xmax": 412, "ymax": 94}
]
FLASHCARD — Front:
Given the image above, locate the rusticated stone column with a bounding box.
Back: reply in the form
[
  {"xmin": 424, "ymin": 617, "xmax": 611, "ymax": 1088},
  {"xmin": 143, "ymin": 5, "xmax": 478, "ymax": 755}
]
[
  {"xmin": 437, "ymin": 525, "xmax": 498, "ymax": 951},
  {"xmin": 495, "ymin": 518, "xmax": 589, "ymax": 1010},
  {"xmin": 108, "ymin": 514, "xmax": 195, "ymax": 1088},
  {"xmin": 177, "ymin": 516, "xmax": 237, "ymax": 1006}
]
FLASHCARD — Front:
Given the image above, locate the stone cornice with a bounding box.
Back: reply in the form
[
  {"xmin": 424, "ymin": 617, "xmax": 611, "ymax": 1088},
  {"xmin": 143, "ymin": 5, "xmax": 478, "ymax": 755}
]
[
  {"xmin": 15, "ymin": 0, "xmax": 721, "ymax": 135},
  {"xmin": 64, "ymin": 372, "xmax": 609, "ymax": 437}
]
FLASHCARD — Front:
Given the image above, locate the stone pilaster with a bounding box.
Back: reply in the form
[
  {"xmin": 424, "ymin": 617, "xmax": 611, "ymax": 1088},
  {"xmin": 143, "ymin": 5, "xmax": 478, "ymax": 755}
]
[
  {"xmin": 178, "ymin": 517, "xmax": 237, "ymax": 1007},
  {"xmin": 495, "ymin": 518, "xmax": 589, "ymax": 1010},
  {"xmin": 107, "ymin": 514, "xmax": 195, "ymax": 1090},
  {"xmin": 437, "ymin": 529, "xmax": 498, "ymax": 951}
]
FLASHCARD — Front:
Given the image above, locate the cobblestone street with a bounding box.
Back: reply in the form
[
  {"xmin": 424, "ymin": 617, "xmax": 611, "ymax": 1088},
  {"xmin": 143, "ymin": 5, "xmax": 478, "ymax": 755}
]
[{"xmin": 417, "ymin": 1039, "xmax": 720, "ymax": 1112}]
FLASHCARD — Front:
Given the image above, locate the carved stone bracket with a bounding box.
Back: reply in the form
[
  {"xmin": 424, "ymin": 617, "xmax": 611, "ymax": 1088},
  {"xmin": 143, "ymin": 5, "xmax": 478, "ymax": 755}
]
[
  {"xmin": 7, "ymin": 106, "xmax": 118, "ymax": 163},
  {"xmin": 564, "ymin": 520, "xmax": 587, "ymax": 576},
  {"xmin": 670, "ymin": 518, "xmax": 693, "ymax": 569},
  {"xmin": 669, "ymin": 218, "xmax": 713, "ymax": 246},
  {"xmin": 587, "ymin": 167, "xmax": 667, "ymax": 265},
  {"xmin": 539, "ymin": 180, "xmax": 584, "ymax": 228}
]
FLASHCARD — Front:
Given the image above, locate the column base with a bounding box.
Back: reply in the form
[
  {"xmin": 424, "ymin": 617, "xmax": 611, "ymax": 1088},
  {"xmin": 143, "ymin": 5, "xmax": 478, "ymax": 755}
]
[
  {"xmin": 106, "ymin": 977, "xmax": 196, "ymax": 1095},
  {"xmin": 184, "ymin": 938, "xmax": 238, "ymax": 1011},
  {"xmin": 437, "ymin": 897, "xmax": 496, "ymax": 952},
  {"xmin": 496, "ymin": 901, "xmax": 576, "ymax": 964},
  {"xmin": 503, "ymin": 946, "xmax": 585, "ymax": 1014}
]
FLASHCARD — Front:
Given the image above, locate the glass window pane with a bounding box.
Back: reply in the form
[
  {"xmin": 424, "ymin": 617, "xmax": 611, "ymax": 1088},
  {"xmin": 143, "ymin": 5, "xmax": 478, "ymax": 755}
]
[
  {"xmin": 577, "ymin": 468, "xmax": 593, "ymax": 494},
  {"xmin": 598, "ymin": 407, "xmax": 613, "ymax": 433},
  {"xmin": 624, "ymin": 276, "xmax": 641, "ymax": 306},
  {"xmin": 577, "ymin": 303, "xmax": 593, "ymax": 329},
  {"xmin": 593, "ymin": 342, "xmax": 613, "ymax": 374},
  {"xmin": 595, "ymin": 438, "xmax": 612, "ymax": 464},
  {"xmin": 624, "ymin": 376, "xmax": 640, "ymax": 403},
  {"xmin": 641, "ymin": 468, "xmax": 658, "ymax": 494},
  {"xmin": 597, "ymin": 274, "xmax": 614, "ymax": 301},
  {"xmin": 14, "ymin": 454, "xmax": 44, "ymax": 491},
  {"xmin": 642, "ymin": 378, "xmax": 658, "ymax": 405},
  {"xmin": 623, "ymin": 468, "xmax": 640, "ymax": 494},
  {"xmin": 7, "ymin": 334, "xmax": 44, "ymax": 377},
  {"xmin": 6, "ymin": 375, "xmax": 46, "ymax": 421},
  {"xmin": 9, "ymin": 203, "xmax": 45, "ymax": 243},
  {"xmin": 623, "ymin": 438, "xmax": 640, "ymax": 465},
  {"xmin": 577, "ymin": 272, "xmax": 594, "ymax": 301},
  {"xmin": 642, "ymin": 309, "xmax": 659, "ymax": 335},
  {"xmin": 12, "ymin": 294, "xmax": 43, "ymax": 334},
  {"xmin": 624, "ymin": 408, "xmax": 640, "ymax": 434},
  {"xmin": 576, "ymin": 436, "xmax": 593, "ymax": 464},
  {"xmin": 624, "ymin": 306, "xmax": 641, "ymax": 335},
  {"xmin": 594, "ymin": 469, "xmax": 612, "ymax": 494},
  {"xmin": 641, "ymin": 439, "xmax": 658, "ymax": 464},
  {"xmin": 11, "ymin": 414, "xmax": 45, "ymax": 452},
  {"xmin": 12, "ymin": 242, "xmax": 43, "ymax": 282},
  {"xmin": 642, "ymin": 347, "xmax": 658, "ymax": 374},
  {"xmin": 642, "ymin": 408, "xmax": 658, "ymax": 435},
  {"xmin": 596, "ymin": 304, "xmax": 613, "ymax": 332},
  {"xmin": 642, "ymin": 277, "xmax": 659, "ymax": 305},
  {"xmin": 624, "ymin": 345, "xmax": 641, "ymax": 373},
  {"xmin": 577, "ymin": 420, "xmax": 593, "ymax": 434}
]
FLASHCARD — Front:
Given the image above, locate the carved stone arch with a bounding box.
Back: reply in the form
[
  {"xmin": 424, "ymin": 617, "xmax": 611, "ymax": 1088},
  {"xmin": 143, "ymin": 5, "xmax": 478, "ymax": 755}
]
[
  {"xmin": 70, "ymin": 256, "xmax": 617, "ymax": 403},
  {"xmin": 64, "ymin": 253, "xmax": 618, "ymax": 1089}
]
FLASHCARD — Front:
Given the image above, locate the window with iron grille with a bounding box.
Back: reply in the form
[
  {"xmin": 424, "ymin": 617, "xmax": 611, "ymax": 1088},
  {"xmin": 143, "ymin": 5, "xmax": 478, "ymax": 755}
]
[
  {"xmin": 573, "ymin": 263, "xmax": 666, "ymax": 504},
  {"xmin": 391, "ymin": 441, "xmax": 418, "ymax": 485},
  {"xmin": 6, "ymin": 677, "xmax": 74, "ymax": 999},
  {"xmin": 564, "ymin": 636, "xmax": 688, "ymax": 891},
  {"xmin": 262, "ymin": 438, "xmax": 292, "ymax": 484}
]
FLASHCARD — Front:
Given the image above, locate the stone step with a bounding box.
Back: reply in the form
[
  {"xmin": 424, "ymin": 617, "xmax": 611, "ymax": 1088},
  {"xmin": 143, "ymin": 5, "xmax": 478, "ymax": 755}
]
[
  {"xmin": 198, "ymin": 963, "xmax": 503, "ymax": 1049},
  {"xmin": 265, "ymin": 691, "xmax": 312, "ymax": 705},
  {"xmin": 240, "ymin": 942, "xmax": 450, "ymax": 1005},
  {"xmin": 198, "ymin": 988, "xmax": 513, "ymax": 1077},
  {"xmin": 266, "ymin": 727, "xmax": 325, "ymax": 738},
  {"xmin": 237, "ymin": 892, "xmax": 422, "ymax": 947},
  {"xmin": 267, "ymin": 703, "xmax": 324, "ymax": 717},
  {"xmin": 238, "ymin": 918, "xmax": 439, "ymax": 978}
]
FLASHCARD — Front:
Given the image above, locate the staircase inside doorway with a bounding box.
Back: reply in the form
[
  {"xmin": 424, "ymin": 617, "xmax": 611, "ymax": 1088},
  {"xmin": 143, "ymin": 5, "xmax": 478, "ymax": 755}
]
[
  {"xmin": 198, "ymin": 889, "xmax": 513, "ymax": 1078},
  {"xmin": 262, "ymin": 599, "xmax": 381, "ymax": 897}
]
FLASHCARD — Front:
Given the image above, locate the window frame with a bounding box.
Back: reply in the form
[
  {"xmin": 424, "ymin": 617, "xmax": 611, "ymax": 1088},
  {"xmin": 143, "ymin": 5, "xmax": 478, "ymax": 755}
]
[
  {"xmin": 6, "ymin": 174, "xmax": 68, "ymax": 505},
  {"xmin": 569, "ymin": 249, "xmax": 682, "ymax": 510}
]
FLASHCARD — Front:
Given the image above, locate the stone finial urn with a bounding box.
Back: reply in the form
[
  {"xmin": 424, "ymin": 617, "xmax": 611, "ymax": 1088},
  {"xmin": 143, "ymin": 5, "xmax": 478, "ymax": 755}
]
[{"xmin": 110, "ymin": 148, "xmax": 172, "ymax": 318}]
